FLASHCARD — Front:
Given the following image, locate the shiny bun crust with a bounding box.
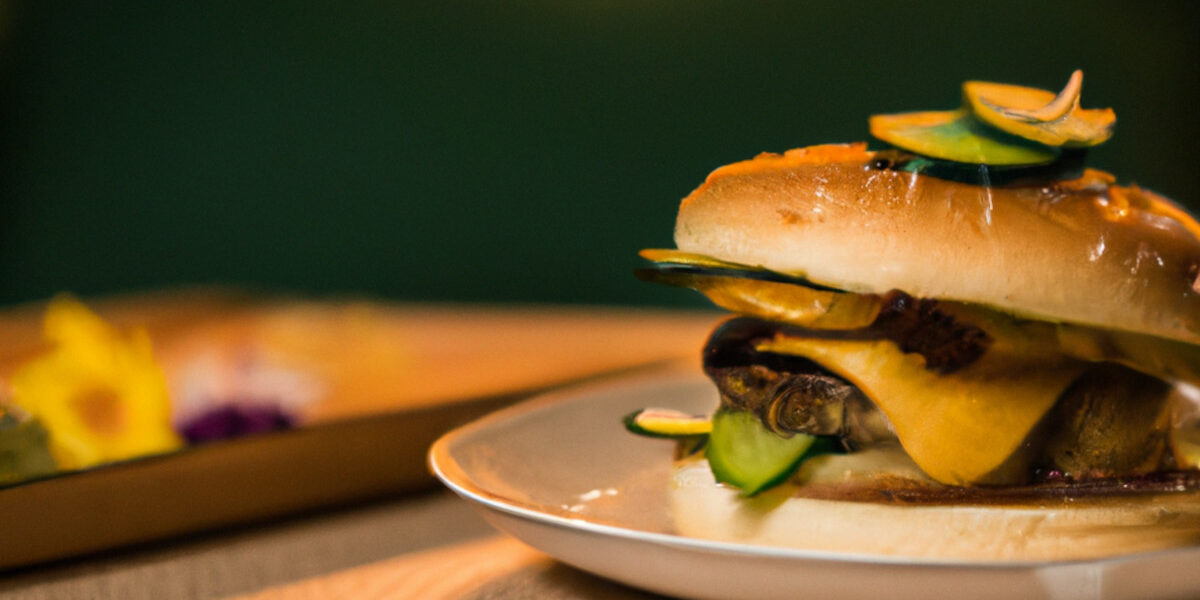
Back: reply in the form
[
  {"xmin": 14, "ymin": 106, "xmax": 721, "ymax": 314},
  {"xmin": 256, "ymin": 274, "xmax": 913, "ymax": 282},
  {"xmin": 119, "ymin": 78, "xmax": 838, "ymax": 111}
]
[
  {"xmin": 673, "ymin": 144, "xmax": 1200, "ymax": 344},
  {"xmin": 669, "ymin": 459, "xmax": 1200, "ymax": 561}
]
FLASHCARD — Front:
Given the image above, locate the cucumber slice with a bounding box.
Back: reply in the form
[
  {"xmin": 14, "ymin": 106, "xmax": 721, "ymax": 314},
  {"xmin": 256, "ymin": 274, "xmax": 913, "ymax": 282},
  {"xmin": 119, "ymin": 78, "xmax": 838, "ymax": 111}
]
[
  {"xmin": 623, "ymin": 408, "xmax": 712, "ymax": 438},
  {"xmin": 706, "ymin": 409, "xmax": 816, "ymax": 496}
]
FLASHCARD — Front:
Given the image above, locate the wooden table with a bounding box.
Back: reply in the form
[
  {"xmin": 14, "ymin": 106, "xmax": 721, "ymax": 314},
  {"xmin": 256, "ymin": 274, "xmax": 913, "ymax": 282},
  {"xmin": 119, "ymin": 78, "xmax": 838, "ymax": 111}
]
[
  {"xmin": 0, "ymin": 490, "xmax": 665, "ymax": 600},
  {"xmin": 0, "ymin": 297, "xmax": 715, "ymax": 598}
]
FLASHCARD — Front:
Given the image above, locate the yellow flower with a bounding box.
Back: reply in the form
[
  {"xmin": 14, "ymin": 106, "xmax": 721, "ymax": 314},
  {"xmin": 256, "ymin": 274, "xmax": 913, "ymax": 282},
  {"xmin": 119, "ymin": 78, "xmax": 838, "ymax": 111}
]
[{"xmin": 10, "ymin": 296, "xmax": 182, "ymax": 469}]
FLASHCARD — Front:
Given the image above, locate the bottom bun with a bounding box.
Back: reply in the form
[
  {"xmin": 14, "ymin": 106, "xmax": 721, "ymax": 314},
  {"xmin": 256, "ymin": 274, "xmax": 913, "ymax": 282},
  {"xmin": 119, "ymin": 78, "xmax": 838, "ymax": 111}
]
[{"xmin": 669, "ymin": 457, "xmax": 1200, "ymax": 561}]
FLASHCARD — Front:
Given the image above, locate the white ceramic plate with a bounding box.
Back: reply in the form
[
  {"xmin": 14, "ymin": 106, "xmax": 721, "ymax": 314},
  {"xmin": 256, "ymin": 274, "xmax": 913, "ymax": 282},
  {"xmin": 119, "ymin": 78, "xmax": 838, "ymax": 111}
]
[{"xmin": 429, "ymin": 366, "xmax": 1200, "ymax": 600}]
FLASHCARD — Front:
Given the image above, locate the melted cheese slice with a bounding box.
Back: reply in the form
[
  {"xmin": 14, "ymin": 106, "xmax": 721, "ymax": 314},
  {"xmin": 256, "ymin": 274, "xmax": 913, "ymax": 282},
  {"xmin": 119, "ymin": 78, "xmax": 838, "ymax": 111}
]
[{"xmin": 758, "ymin": 336, "xmax": 1086, "ymax": 486}]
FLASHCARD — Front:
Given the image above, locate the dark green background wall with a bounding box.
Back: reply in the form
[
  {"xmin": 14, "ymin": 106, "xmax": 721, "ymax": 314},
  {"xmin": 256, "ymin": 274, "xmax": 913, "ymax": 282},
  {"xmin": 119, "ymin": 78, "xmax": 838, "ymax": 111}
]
[{"xmin": 0, "ymin": 2, "xmax": 1196, "ymax": 307}]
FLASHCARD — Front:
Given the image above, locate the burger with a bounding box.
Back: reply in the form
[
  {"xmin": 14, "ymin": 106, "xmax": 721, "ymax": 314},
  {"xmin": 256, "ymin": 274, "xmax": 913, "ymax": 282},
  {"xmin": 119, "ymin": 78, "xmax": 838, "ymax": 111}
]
[{"xmin": 625, "ymin": 72, "xmax": 1200, "ymax": 560}]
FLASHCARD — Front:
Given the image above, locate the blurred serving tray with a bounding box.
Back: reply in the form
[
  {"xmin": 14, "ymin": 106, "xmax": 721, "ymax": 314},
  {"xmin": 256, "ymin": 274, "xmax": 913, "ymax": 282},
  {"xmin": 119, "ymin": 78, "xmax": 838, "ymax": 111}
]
[{"xmin": 0, "ymin": 290, "xmax": 716, "ymax": 571}]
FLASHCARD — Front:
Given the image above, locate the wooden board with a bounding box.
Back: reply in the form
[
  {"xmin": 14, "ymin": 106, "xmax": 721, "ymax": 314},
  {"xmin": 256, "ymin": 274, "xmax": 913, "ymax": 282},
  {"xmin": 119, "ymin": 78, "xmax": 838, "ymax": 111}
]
[{"xmin": 0, "ymin": 292, "xmax": 717, "ymax": 571}]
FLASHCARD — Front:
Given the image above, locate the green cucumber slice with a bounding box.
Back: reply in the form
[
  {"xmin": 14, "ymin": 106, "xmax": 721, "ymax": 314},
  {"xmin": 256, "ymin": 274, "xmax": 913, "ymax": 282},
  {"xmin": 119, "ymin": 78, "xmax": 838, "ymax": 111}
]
[
  {"xmin": 869, "ymin": 109, "xmax": 1059, "ymax": 165},
  {"xmin": 706, "ymin": 409, "xmax": 815, "ymax": 496}
]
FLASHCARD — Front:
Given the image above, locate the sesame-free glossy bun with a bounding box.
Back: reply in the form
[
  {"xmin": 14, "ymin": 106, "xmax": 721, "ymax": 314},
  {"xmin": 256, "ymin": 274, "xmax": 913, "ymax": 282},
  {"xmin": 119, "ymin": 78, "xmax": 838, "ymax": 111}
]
[
  {"xmin": 669, "ymin": 457, "xmax": 1200, "ymax": 561},
  {"xmin": 673, "ymin": 144, "xmax": 1200, "ymax": 345}
]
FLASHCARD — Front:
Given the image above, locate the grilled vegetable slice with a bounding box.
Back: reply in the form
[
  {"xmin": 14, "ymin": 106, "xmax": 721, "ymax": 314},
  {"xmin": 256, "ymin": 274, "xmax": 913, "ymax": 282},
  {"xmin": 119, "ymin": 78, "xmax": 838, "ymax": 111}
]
[
  {"xmin": 1038, "ymin": 364, "xmax": 1172, "ymax": 478},
  {"xmin": 638, "ymin": 268, "xmax": 883, "ymax": 331},
  {"xmin": 624, "ymin": 408, "xmax": 712, "ymax": 438},
  {"xmin": 964, "ymin": 70, "xmax": 1115, "ymax": 148}
]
